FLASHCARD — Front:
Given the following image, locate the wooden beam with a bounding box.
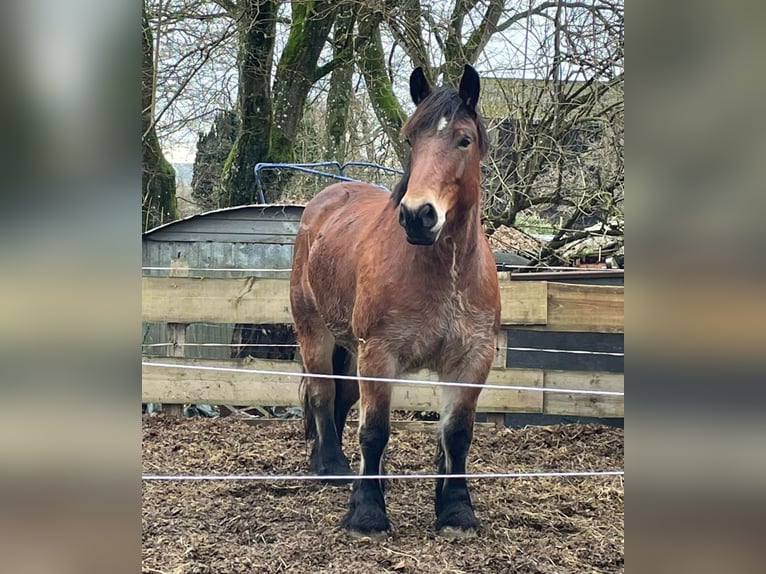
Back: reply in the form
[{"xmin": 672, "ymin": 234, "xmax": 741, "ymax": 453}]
[
  {"xmin": 142, "ymin": 276, "xmax": 292, "ymax": 324},
  {"xmin": 162, "ymin": 323, "xmax": 188, "ymax": 417},
  {"xmin": 543, "ymin": 370, "xmax": 624, "ymax": 418},
  {"xmin": 142, "ymin": 359, "xmax": 542, "ymax": 412},
  {"xmin": 499, "ymin": 280, "xmax": 547, "ymax": 325},
  {"xmin": 142, "ymin": 359, "xmax": 621, "ymax": 417},
  {"xmin": 546, "ymin": 282, "xmax": 624, "ymax": 333},
  {"xmin": 142, "ymin": 276, "xmax": 623, "ymax": 333},
  {"xmin": 142, "ymin": 358, "xmax": 301, "ymax": 405},
  {"xmin": 492, "ymin": 330, "xmax": 508, "ymax": 369}
]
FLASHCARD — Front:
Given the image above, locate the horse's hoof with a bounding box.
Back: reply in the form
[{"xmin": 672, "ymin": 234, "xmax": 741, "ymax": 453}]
[
  {"xmin": 437, "ymin": 525, "xmax": 478, "ymax": 540},
  {"xmin": 348, "ymin": 529, "xmax": 388, "ymax": 542},
  {"xmin": 311, "ymin": 457, "xmax": 353, "ymax": 484},
  {"xmin": 341, "ymin": 504, "xmax": 390, "ymax": 536}
]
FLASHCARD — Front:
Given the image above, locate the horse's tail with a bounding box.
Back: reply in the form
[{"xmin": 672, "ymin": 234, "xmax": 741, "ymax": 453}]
[{"xmin": 300, "ymin": 345, "xmax": 349, "ymax": 442}]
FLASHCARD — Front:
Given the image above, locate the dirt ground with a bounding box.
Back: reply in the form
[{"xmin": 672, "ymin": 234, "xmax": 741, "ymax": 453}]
[{"xmin": 142, "ymin": 414, "xmax": 623, "ymax": 573}]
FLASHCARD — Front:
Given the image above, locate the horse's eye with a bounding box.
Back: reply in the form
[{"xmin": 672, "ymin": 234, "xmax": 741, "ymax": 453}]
[{"xmin": 458, "ymin": 136, "xmax": 472, "ymax": 149}]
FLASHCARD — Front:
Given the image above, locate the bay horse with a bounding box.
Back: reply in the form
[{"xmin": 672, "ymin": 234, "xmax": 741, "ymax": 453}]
[{"xmin": 289, "ymin": 64, "xmax": 500, "ymax": 539}]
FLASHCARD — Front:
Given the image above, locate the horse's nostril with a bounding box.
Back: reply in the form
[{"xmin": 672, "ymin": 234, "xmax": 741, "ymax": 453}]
[
  {"xmin": 418, "ymin": 203, "xmax": 437, "ymax": 228},
  {"xmin": 398, "ymin": 206, "xmax": 408, "ymax": 227}
]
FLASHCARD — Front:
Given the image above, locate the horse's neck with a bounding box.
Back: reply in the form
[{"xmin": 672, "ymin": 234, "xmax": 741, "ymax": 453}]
[{"xmin": 447, "ymin": 199, "xmax": 483, "ymax": 251}]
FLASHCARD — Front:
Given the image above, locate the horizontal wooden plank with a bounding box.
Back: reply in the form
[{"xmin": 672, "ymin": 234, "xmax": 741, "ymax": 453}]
[
  {"xmin": 546, "ymin": 282, "xmax": 624, "ymax": 333},
  {"xmin": 142, "ymin": 276, "xmax": 292, "ymax": 324},
  {"xmin": 142, "ymin": 358, "xmax": 541, "ymax": 412},
  {"xmin": 142, "ymin": 276, "xmax": 623, "ymax": 333},
  {"xmin": 543, "ymin": 370, "xmax": 624, "ymax": 418},
  {"xmin": 142, "ymin": 359, "xmax": 621, "ymax": 417},
  {"xmin": 481, "ymin": 368, "xmax": 543, "ymax": 413},
  {"xmin": 505, "ymin": 327, "xmax": 624, "ymax": 353},
  {"xmin": 499, "ymin": 280, "xmax": 547, "ymax": 325},
  {"xmin": 142, "ymin": 358, "xmax": 301, "ymax": 405}
]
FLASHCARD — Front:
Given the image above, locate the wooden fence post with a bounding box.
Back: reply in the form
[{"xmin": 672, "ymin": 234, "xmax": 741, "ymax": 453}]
[{"xmin": 163, "ymin": 322, "xmax": 187, "ymax": 417}]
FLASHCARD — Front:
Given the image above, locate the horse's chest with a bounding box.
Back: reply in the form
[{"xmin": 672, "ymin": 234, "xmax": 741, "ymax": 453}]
[{"xmin": 404, "ymin": 299, "xmax": 491, "ymax": 365}]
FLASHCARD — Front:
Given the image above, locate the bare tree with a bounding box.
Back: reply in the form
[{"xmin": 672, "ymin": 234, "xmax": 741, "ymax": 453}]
[
  {"xmin": 148, "ymin": 0, "xmax": 237, "ymax": 159},
  {"xmin": 479, "ymin": 1, "xmax": 624, "ymax": 264},
  {"xmin": 142, "ymin": 2, "xmax": 178, "ymax": 231},
  {"xmin": 146, "ymin": 0, "xmax": 624, "ymax": 266}
]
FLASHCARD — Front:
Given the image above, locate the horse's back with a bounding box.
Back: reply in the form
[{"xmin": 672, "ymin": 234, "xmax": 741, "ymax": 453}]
[{"xmin": 298, "ymin": 182, "xmax": 391, "ymax": 241}]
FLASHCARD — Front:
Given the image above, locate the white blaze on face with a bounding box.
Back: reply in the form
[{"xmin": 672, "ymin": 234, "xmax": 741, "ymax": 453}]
[{"xmin": 437, "ymin": 115, "xmax": 449, "ymax": 132}]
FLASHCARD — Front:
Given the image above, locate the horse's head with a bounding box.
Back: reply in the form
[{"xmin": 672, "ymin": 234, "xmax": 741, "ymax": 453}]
[{"xmin": 393, "ymin": 64, "xmax": 489, "ymax": 246}]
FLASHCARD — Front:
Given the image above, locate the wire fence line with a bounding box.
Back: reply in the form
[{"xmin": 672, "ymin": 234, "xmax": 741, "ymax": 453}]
[
  {"xmin": 142, "ymin": 267, "xmax": 293, "ymax": 273},
  {"xmin": 141, "ymin": 361, "xmax": 624, "ymax": 397},
  {"xmin": 142, "ymin": 265, "xmax": 619, "ymax": 273},
  {"xmin": 141, "ymin": 341, "xmax": 623, "ymax": 357},
  {"xmin": 142, "ymin": 345, "xmax": 623, "ymax": 484},
  {"xmin": 142, "ymin": 342, "xmax": 299, "ymax": 348},
  {"xmin": 142, "ymin": 470, "xmax": 625, "ymax": 482}
]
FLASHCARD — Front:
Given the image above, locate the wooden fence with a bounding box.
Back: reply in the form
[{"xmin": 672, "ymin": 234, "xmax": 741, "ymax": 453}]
[{"xmin": 142, "ymin": 273, "xmax": 624, "ymax": 418}]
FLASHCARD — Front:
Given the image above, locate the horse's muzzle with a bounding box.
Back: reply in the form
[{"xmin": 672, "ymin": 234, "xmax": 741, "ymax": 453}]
[{"xmin": 399, "ymin": 202, "xmax": 440, "ymax": 245}]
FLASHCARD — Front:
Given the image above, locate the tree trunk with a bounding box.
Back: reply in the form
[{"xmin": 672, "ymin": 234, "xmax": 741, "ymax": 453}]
[
  {"xmin": 357, "ymin": 7, "xmax": 408, "ymax": 167},
  {"xmin": 324, "ymin": 3, "xmax": 356, "ymax": 161},
  {"xmin": 269, "ymin": 1, "xmax": 339, "ymax": 163},
  {"xmin": 142, "ymin": 5, "xmax": 177, "ymax": 231},
  {"xmin": 220, "ymin": 0, "xmax": 278, "ymax": 206},
  {"xmin": 222, "ymin": 0, "xmax": 342, "ymax": 204}
]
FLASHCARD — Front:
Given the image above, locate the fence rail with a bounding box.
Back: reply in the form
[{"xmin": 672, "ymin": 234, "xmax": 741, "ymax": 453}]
[
  {"xmin": 142, "ymin": 275, "xmax": 624, "ymax": 331},
  {"xmin": 142, "ymin": 274, "xmax": 624, "ymax": 418}
]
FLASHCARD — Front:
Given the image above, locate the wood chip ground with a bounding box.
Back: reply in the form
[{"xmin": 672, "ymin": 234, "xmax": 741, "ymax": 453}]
[{"xmin": 142, "ymin": 415, "xmax": 623, "ymax": 573}]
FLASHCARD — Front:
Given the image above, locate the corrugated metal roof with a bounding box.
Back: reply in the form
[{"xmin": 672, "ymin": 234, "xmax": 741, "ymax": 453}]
[
  {"xmin": 142, "ymin": 204, "xmax": 305, "ymax": 239},
  {"xmin": 142, "ymin": 204, "xmax": 306, "ymax": 244}
]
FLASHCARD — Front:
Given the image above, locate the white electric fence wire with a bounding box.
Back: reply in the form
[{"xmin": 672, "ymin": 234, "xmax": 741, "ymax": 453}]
[
  {"xmin": 142, "ymin": 470, "xmax": 624, "ymax": 482},
  {"xmin": 503, "ymin": 346, "xmax": 623, "ymax": 357},
  {"xmin": 142, "ymin": 265, "xmax": 621, "ymax": 273},
  {"xmin": 141, "ymin": 361, "xmax": 624, "ymax": 396},
  {"xmin": 142, "ymin": 343, "xmax": 299, "ymax": 348},
  {"xmin": 142, "ymin": 267, "xmax": 292, "ymax": 273},
  {"xmin": 141, "ymin": 342, "xmax": 623, "ymax": 357}
]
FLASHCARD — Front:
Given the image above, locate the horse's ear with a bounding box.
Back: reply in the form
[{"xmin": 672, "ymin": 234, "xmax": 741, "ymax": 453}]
[
  {"xmin": 410, "ymin": 67, "xmax": 431, "ymax": 105},
  {"xmin": 459, "ymin": 64, "xmax": 480, "ymax": 113}
]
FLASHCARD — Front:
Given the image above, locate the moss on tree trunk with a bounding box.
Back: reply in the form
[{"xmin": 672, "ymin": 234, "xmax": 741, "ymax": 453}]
[
  {"xmin": 220, "ymin": 0, "xmax": 278, "ymax": 206},
  {"xmin": 324, "ymin": 3, "xmax": 355, "ymax": 161},
  {"xmin": 357, "ymin": 8, "xmax": 408, "ymax": 166},
  {"xmin": 269, "ymin": 1, "xmax": 339, "ymax": 163},
  {"xmin": 221, "ymin": 0, "xmax": 343, "ymax": 204}
]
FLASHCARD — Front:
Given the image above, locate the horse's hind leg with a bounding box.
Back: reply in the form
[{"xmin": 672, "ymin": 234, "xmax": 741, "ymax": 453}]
[
  {"xmin": 298, "ymin": 323, "xmax": 352, "ymax": 479},
  {"xmin": 333, "ymin": 348, "xmax": 359, "ymax": 449}
]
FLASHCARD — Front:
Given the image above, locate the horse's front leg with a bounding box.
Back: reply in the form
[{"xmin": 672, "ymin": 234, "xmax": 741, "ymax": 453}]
[
  {"xmin": 340, "ymin": 345, "xmax": 394, "ymax": 539},
  {"xmin": 435, "ymin": 348, "xmax": 494, "ymax": 538}
]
